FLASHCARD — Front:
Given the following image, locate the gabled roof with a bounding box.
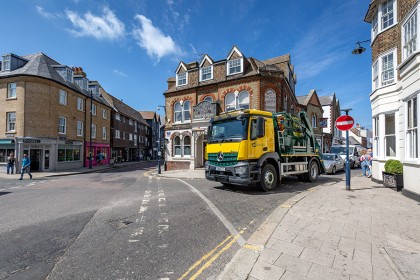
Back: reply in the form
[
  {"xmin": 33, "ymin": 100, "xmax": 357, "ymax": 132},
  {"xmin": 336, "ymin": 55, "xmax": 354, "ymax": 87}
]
[
  {"xmin": 199, "ymin": 54, "xmax": 214, "ymax": 67},
  {"xmin": 105, "ymin": 94, "xmax": 148, "ymax": 126},
  {"xmin": 175, "ymin": 62, "xmax": 188, "ymax": 74},
  {"xmin": 226, "ymin": 45, "xmax": 243, "ymax": 60},
  {"xmin": 139, "ymin": 111, "xmax": 156, "ymax": 121}
]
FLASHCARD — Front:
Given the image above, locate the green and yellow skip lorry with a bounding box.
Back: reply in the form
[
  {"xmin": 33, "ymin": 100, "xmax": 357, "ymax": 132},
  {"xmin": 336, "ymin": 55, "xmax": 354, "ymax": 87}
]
[{"xmin": 205, "ymin": 109, "xmax": 325, "ymax": 191}]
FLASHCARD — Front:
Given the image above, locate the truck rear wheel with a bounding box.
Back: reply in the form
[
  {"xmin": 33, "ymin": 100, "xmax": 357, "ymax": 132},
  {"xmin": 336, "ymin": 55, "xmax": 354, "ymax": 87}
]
[
  {"xmin": 303, "ymin": 160, "xmax": 319, "ymax": 182},
  {"xmin": 258, "ymin": 164, "xmax": 278, "ymax": 192}
]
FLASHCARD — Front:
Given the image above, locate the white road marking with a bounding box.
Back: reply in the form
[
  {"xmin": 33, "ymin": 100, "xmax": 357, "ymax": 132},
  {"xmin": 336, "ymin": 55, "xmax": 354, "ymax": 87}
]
[
  {"xmin": 178, "ymin": 178, "xmax": 246, "ymax": 247},
  {"xmin": 139, "ymin": 206, "xmax": 148, "ymax": 213}
]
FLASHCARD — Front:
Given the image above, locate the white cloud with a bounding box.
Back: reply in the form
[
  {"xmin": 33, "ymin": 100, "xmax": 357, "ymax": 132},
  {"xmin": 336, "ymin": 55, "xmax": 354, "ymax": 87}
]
[
  {"xmin": 36, "ymin": 6, "xmax": 60, "ymax": 19},
  {"xmin": 65, "ymin": 7, "xmax": 125, "ymax": 41},
  {"xmin": 113, "ymin": 69, "xmax": 128, "ymax": 77},
  {"xmin": 132, "ymin": 15, "xmax": 181, "ymax": 62}
]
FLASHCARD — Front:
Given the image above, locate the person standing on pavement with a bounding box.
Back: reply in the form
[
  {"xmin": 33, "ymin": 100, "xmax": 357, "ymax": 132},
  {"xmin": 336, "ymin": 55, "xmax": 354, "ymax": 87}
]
[
  {"xmin": 6, "ymin": 153, "xmax": 15, "ymax": 175},
  {"xmin": 360, "ymin": 149, "xmax": 372, "ymax": 178},
  {"xmin": 19, "ymin": 153, "xmax": 32, "ymax": 180}
]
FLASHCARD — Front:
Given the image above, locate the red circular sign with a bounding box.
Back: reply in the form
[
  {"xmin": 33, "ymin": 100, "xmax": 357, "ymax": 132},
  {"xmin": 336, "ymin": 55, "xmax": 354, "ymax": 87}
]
[{"xmin": 336, "ymin": 115, "xmax": 354, "ymax": 131}]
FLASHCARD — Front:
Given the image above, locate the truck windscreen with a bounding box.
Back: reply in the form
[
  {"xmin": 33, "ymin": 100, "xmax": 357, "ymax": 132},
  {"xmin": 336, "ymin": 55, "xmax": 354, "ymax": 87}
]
[{"xmin": 208, "ymin": 117, "xmax": 248, "ymax": 143}]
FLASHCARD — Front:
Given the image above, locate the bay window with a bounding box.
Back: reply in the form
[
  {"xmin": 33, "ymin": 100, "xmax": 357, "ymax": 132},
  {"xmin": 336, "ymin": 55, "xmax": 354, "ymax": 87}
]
[
  {"xmin": 372, "ymin": 50, "xmax": 396, "ymax": 90},
  {"xmin": 371, "ymin": 0, "xmax": 397, "ymax": 41},
  {"xmin": 403, "ymin": 9, "xmax": 417, "ymax": 60}
]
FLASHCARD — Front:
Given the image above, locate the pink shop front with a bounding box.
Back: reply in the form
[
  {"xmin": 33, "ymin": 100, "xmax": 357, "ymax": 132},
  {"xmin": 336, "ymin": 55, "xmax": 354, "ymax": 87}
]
[{"xmin": 84, "ymin": 142, "xmax": 110, "ymax": 167}]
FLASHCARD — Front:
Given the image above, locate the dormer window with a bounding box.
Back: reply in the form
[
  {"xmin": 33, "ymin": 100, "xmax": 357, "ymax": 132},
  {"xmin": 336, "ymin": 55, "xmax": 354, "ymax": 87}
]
[
  {"xmin": 228, "ymin": 58, "xmax": 242, "ymax": 75},
  {"xmin": 89, "ymin": 84, "xmax": 100, "ymax": 96},
  {"xmin": 75, "ymin": 77, "xmax": 88, "ymax": 90},
  {"xmin": 177, "ymin": 72, "xmax": 187, "ymax": 86},
  {"xmin": 200, "ymin": 66, "xmax": 213, "ymax": 81},
  {"xmin": 1, "ymin": 55, "xmax": 10, "ymax": 71},
  {"xmin": 54, "ymin": 66, "xmax": 74, "ymax": 83}
]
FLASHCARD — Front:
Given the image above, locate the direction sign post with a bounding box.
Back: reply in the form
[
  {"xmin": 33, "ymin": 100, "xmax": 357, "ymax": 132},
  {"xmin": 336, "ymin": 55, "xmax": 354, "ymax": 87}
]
[{"xmin": 336, "ymin": 110, "xmax": 354, "ymax": 190}]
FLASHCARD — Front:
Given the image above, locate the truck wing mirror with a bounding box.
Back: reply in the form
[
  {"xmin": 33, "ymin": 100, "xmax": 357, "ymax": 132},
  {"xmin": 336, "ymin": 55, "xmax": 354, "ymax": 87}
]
[{"xmin": 257, "ymin": 117, "xmax": 265, "ymax": 138}]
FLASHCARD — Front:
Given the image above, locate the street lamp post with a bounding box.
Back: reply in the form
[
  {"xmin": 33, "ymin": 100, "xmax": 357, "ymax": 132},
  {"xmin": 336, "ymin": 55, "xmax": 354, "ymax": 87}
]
[
  {"xmin": 157, "ymin": 105, "xmax": 166, "ymax": 174},
  {"xmin": 89, "ymin": 91, "xmax": 93, "ymax": 169}
]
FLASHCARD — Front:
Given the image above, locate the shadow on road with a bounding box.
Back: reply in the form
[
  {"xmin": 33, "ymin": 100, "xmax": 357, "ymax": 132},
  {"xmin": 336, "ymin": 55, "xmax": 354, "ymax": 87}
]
[{"xmin": 213, "ymin": 174, "xmax": 346, "ymax": 195}]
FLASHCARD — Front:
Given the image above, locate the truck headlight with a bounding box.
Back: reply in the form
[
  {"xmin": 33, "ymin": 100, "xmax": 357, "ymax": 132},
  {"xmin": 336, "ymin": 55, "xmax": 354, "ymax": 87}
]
[
  {"xmin": 235, "ymin": 166, "xmax": 248, "ymax": 175},
  {"xmin": 204, "ymin": 161, "xmax": 209, "ymax": 171}
]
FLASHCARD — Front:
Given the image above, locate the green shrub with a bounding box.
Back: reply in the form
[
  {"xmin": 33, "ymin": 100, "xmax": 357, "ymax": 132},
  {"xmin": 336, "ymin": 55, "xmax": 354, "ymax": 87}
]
[{"xmin": 384, "ymin": 159, "xmax": 403, "ymax": 174}]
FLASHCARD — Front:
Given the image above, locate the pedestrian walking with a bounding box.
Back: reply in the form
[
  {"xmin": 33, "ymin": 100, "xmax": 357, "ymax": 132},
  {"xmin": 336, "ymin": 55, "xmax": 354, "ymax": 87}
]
[
  {"xmin": 6, "ymin": 153, "xmax": 15, "ymax": 175},
  {"xmin": 360, "ymin": 149, "xmax": 372, "ymax": 178},
  {"xmin": 19, "ymin": 153, "xmax": 32, "ymax": 180}
]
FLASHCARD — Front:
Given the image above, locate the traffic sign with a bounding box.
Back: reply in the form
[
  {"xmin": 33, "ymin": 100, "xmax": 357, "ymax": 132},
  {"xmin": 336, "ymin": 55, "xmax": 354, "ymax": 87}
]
[{"xmin": 336, "ymin": 115, "xmax": 354, "ymax": 131}]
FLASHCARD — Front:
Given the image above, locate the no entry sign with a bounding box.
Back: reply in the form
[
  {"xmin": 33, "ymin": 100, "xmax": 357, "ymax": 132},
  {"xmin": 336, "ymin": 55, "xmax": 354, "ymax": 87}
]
[{"xmin": 336, "ymin": 115, "xmax": 354, "ymax": 131}]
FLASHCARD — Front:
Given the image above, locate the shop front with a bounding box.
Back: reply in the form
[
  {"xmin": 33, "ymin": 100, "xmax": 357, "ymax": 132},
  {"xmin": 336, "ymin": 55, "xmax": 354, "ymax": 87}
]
[
  {"xmin": 14, "ymin": 137, "xmax": 84, "ymax": 172},
  {"xmin": 85, "ymin": 142, "xmax": 110, "ymax": 167},
  {"xmin": 0, "ymin": 139, "xmax": 16, "ymax": 171}
]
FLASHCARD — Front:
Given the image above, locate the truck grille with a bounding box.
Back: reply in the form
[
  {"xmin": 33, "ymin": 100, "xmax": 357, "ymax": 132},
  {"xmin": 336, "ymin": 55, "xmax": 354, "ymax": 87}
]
[{"xmin": 208, "ymin": 152, "xmax": 238, "ymax": 166}]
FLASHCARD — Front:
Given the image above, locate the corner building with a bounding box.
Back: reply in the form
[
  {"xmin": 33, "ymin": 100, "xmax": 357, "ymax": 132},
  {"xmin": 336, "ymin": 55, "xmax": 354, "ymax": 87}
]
[
  {"xmin": 164, "ymin": 46, "xmax": 298, "ymax": 170},
  {"xmin": 365, "ymin": 0, "xmax": 420, "ymax": 200}
]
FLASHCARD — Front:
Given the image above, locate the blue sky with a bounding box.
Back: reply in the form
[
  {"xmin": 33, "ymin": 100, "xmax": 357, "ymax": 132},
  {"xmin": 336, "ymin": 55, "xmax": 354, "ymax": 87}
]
[{"xmin": 2, "ymin": 0, "xmax": 372, "ymax": 128}]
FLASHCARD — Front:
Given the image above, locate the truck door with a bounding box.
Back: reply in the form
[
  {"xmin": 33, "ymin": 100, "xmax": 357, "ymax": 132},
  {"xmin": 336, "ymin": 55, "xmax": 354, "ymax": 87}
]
[{"xmin": 248, "ymin": 117, "xmax": 265, "ymax": 160}]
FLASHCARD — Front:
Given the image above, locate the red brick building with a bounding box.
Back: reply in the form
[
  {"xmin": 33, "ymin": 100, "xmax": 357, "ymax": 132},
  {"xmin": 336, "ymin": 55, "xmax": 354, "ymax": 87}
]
[{"xmin": 163, "ymin": 46, "xmax": 298, "ymax": 170}]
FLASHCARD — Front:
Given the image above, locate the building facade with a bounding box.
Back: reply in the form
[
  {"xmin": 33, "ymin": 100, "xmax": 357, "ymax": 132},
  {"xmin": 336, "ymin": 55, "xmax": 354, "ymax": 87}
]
[
  {"xmin": 319, "ymin": 94, "xmax": 342, "ymax": 152},
  {"xmin": 140, "ymin": 111, "xmax": 159, "ymax": 160},
  {"xmin": 365, "ymin": 0, "xmax": 420, "ymax": 200},
  {"xmin": 0, "ymin": 53, "xmax": 112, "ymax": 171},
  {"xmin": 98, "ymin": 87, "xmax": 149, "ymax": 162},
  {"xmin": 163, "ymin": 46, "xmax": 298, "ymax": 170}
]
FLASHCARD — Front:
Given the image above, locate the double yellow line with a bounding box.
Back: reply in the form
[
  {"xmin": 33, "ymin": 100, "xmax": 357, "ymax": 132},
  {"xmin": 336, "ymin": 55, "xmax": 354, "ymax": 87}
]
[{"xmin": 179, "ymin": 230, "xmax": 244, "ymax": 280}]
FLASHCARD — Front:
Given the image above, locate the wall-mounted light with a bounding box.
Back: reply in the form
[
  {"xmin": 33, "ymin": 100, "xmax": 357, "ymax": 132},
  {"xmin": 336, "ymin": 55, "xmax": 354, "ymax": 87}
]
[{"xmin": 351, "ymin": 40, "xmax": 370, "ymax": 55}]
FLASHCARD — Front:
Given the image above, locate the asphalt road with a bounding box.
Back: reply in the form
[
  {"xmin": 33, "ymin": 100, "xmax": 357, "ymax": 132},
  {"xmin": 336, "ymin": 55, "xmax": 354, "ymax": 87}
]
[{"xmin": 0, "ymin": 164, "xmax": 353, "ymax": 279}]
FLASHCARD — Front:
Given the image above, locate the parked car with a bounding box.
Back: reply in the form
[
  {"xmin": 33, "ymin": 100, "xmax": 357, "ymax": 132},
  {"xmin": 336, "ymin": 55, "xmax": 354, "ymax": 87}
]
[
  {"xmin": 322, "ymin": 153, "xmax": 346, "ymax": 174},
  {"xmin": 330, "ymin": 145, "xmax": 362, "ymax": 168}
]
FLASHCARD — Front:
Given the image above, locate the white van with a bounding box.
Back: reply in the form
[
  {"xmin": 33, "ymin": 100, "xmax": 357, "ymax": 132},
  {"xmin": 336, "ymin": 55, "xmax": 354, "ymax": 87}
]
[{"xmin": 330, "ymin": 145, "xmax": 362, "ymax": 168}]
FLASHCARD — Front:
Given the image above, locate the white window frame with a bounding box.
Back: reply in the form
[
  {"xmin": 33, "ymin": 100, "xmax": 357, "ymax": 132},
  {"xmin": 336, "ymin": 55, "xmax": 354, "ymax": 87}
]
[
  {"xmin": 134, "ymin": 135, "xmax": 137, "ymax": 146},
  {"xmin": 311, "ymin": 114, "xmax": 317, "ymax": 128},
  {"xmin": 371, "ymin": 0, "xmax": 397, "ymax": 42},
  {"xmin": 77, "ymin": 121, "xmax": 83, "ymax": 136},
  {"xmin": 381, "ymin": 52, "xmax": 394, "ymax": 86},
  {"xmin": 227, "ymin": 58, "xmax": 243, "ymax": 75},
  {"xmin": 384, "ymin": 113, "xmax": 396, "ymax": 157},
  {"xmin": 173, "ymin": 136, "xmax": 182, "ymax": 157},
  {"xmin": 7, "ymin": 83, "xmax": 16, "ymax": 98},
  {"xmin": 2, "ymin": 55, "xmax": 11, "ymax": 71},
  {"xmin": 115, "ymin": 113, "xmax": 120, "ymax": 121},
  {"xmin": 200, "ymin": 65, "xmax": 213, "ymax": 81},
  {"xmin": 402, "ymin": 7, "xmax": 418, "ymax": 61},
  {"xmin": 372, "ymin": 61, "xmax": 379, "ymax": 91},
  {"xmin": 59, "ymin": 89, "xmax": 67, "ymax": 105},
  {"xmin": 129, "ymin": 119, "xmax": 133, "ymax": 126},
  {"xmin": 174, "ymin": 102, "xmax": 182, "ymax": 123},
  {"xmin": 183, "ymin": 135, "xmax": 191, "ymax": 156},
  {"xmin": 382, "ymin": 0, "xmax": 395, "ymax": 30},
  {"xmin": 102, "ymin": 127, "xmax": 107, "ymax": 140},
  {"xmin": 373, "ymin": 116, "xmax": 380, "ymax": 157},
  {"xmin": 92, "ymin": 104, "xmax": 97, "ymax": 115},
  {"xmin": 176, "ymin": 72, "xmax": 187, "ymax": 87},
  {"xmin": 59, "ymin": 116, "xmax": 66, "ymax": 134},
  {"xmin": 225, "ymin": 91, "xmax": 250, "ymax": 111},
  {"xmin": 6, "ymin": 112, "xmax": 16, "ymax": 132},
  {"xmin": 115, "ymin": 130, "xmax": 120, "ymax": 139},
  {"xmin": 129, "ymin": 133, "xmax": 133, "ymax": 141},
  {"xmin": 77, "ymin": 97, "xmax": 84, "ymax": 111},
  {"xmin": 183, "ymin": 100, "xmax": 191, "ymax": 121},
  {"xmin": 91, "ymin": 124, "xmax": 97, "ymax": 139},
  {"xmin": 372, "ymin": 49, "xmax": 396, "ymax": 90},
  {"xmin": 103, "ymin": 109, "xmax": 107, "ymax": 119},
  {"xmin": 406, "ymin": 96, "xmax": 419, "ymax": 159}
]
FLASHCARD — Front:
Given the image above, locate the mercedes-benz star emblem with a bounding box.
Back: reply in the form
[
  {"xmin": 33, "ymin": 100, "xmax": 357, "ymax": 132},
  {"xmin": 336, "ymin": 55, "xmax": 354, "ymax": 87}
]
[{"xmin": 217, "ymin": 152, "xmax": 224, "ymax": 162}]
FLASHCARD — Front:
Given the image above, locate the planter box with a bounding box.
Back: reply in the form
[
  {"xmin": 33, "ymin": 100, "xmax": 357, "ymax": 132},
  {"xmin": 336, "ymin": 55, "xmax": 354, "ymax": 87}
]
[{"xmin": 382, "ymin": 171, "xmax": 404, "ymax": 191}]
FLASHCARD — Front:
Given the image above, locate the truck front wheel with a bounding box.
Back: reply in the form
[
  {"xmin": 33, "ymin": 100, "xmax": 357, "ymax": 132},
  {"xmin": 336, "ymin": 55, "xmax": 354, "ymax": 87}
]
[
  {"xmin": 303, "ymin": 160, "xmax": 319, "ymax": 182},
  {"xmin": 258, "ymin": 164, "xmax": 278, "ymax": 192}
]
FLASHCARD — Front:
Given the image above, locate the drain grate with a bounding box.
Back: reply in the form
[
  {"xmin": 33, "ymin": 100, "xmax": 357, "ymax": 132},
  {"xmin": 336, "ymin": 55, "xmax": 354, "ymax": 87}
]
[{"xmin": 0, "ymin": 192, "xmax": 12, "ymax": 196}]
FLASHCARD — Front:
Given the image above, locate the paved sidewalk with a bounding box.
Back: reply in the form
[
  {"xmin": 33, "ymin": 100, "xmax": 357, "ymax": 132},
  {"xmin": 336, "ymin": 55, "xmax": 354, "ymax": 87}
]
[{"xmin": 219, "ymin": 176, "xmax": 420, "ymax": 280}]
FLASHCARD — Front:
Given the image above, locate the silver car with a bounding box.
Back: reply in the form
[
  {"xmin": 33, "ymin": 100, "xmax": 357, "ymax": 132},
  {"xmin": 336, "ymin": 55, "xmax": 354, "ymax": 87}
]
[{"xmin": 322, "ymin": 153, "xmax": 345, "ymax": 174}]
